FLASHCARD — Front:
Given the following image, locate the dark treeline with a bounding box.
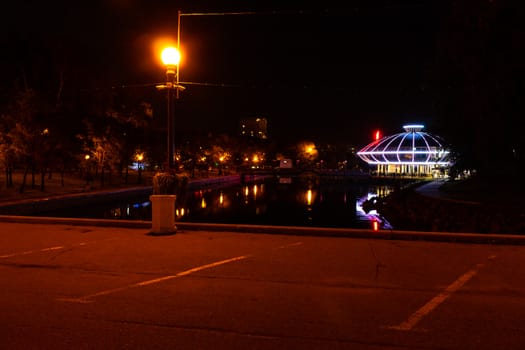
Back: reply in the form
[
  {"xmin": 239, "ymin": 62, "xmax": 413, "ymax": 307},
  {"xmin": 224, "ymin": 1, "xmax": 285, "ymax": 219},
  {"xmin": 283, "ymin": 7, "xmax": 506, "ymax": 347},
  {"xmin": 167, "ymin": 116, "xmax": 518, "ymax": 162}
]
[{"xmin": 1, "ymin": 1, "xmax": 524, "ymax": 193}]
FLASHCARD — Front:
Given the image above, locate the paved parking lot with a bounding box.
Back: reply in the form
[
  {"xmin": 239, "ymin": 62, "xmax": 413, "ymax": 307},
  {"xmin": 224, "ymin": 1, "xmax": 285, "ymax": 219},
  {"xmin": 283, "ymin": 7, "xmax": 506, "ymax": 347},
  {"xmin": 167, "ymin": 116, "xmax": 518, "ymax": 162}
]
[{"xmin": 1, "ymin": 220, "xmax": 525, "ymax": 349}]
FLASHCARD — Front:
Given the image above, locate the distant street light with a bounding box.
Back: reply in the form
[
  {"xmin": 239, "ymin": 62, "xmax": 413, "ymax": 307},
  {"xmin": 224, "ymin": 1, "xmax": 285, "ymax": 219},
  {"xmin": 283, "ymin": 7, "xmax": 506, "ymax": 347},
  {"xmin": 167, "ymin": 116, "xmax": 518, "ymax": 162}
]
[
  {"xmin": 135, "ymin": 152, "xmax": 144, "ymax": 184},
  {"xmin": 157, "ymin": 46, "xmax": 185, "ymax": 170},
  {"xmin": 84, "ymin": 154, "xmax": 92, "ymax": 185}
]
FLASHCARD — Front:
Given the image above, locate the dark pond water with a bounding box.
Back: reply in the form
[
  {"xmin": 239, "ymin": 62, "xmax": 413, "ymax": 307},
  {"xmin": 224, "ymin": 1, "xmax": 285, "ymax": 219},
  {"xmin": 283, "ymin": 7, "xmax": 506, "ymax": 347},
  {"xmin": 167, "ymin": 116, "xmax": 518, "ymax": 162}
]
[{"xmin": 33, "ymin": 176, "xmax": 397, "ymax": 230}]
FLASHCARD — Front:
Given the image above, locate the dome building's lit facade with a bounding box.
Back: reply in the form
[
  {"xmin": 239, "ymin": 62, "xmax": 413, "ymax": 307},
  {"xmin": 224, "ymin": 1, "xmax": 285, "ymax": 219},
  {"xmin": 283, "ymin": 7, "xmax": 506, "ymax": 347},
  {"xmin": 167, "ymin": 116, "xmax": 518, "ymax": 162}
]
[{"xmin": 356, "ymin": 124, "xmax": 451, "ymax": 177}]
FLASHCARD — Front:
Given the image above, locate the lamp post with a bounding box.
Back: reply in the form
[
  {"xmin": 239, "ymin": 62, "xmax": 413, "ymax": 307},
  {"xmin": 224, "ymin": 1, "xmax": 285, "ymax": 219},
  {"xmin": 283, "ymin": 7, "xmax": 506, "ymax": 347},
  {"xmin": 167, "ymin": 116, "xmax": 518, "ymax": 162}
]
[
  {"xmin": 150, "ymin": 43, "xmax": 186, "ymax": 235},
  {"xmin": 84, "ymin": 154, "xmax": 92, "ymax": 185},
  {"xmin": 158, "ymin": 46, "xmax": 183, "ymax": 170},
  {"xmin": 135, "ymin": 152, "xmax": 144, "ymax": 184}
]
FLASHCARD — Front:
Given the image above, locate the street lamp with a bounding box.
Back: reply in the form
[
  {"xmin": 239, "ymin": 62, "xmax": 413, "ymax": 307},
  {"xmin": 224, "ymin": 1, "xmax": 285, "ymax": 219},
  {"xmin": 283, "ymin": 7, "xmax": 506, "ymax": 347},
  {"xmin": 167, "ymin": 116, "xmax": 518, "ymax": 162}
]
[
  {"xmin": 84, "ymin": 154, "xmax": 91, "ymax": 185},
  {"xmin": 135, "ymin": 152, "xmax": 144, "ymax": 184},
  {"xmin": 157, "ymin": 46, "xmax": 184, "ymax": 170}
]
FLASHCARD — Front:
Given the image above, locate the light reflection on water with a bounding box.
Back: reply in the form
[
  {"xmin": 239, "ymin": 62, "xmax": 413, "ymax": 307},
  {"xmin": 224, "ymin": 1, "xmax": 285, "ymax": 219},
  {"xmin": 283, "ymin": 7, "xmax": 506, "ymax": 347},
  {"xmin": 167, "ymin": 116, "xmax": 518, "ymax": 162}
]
[
  {"xmin": 355, "ymin": 189, "xmax": 394, "ymax": 230},
  {"xmin": 102, "ymin": 177, "xmax": 395, "ymax": 230}
]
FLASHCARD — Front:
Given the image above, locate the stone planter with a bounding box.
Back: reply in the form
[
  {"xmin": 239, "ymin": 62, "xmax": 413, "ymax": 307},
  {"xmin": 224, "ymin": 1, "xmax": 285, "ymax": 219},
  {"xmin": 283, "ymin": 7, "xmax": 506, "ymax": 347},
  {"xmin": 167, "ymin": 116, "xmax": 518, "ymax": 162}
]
[
  {"xmin": 149, "ymin": 171, "xmax": 188, "ymax": 235},
  {"xmin": 149, "ymin": 194, "xmax": 177, "ymax": 235}
]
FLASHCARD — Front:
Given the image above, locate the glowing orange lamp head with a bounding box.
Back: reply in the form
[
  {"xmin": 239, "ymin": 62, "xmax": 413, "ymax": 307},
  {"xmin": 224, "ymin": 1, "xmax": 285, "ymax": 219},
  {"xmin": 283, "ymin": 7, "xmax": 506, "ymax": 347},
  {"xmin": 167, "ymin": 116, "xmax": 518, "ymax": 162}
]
[{"xmin": 161, "ymin": 47, "xmax": 181, "ymax": 67}]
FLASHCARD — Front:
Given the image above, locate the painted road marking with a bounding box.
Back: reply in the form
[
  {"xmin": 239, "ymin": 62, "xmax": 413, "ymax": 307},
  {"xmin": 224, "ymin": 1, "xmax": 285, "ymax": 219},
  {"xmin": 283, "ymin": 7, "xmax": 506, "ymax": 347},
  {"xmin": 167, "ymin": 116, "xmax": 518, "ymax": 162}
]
[
  {"xmin": 388, "ymin": 259, "xmax": 492, "ymax": 331},
  {"xmin": 0, "ymin": 246, "xmax": 65, "ymax": 258},
  {"xmin": 278, "ymin": 242, "xmax": 303, "ymax": 249},
  {"xmin": 0, "ymin": 240, "xmax": 109, "ymax": 259},
  {"xmin": 41, "ymin": 246, "xmax": 65, "ymax": 252},
  {"xmin": 59, "ymin": 241, "xmax": 305, "ymax": 303},
  {"xmin": 59, "ymin": 255, "xmax": 251, "ymax": 303}
]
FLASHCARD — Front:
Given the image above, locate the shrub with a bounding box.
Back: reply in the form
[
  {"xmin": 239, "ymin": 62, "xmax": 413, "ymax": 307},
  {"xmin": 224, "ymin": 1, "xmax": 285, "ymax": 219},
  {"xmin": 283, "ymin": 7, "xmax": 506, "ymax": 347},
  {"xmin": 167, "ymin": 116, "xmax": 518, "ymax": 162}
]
[{"xmin": 152, "ymin": 172, "xmax": 188, "ymax": 195}]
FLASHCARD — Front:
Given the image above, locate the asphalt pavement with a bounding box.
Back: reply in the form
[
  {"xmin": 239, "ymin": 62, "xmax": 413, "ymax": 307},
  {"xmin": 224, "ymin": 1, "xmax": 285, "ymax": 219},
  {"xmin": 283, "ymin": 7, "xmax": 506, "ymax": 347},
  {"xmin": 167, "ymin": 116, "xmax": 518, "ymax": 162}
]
[{"xmin": 1, "ymin": 220, "xmax": 524, "ymax": 349}]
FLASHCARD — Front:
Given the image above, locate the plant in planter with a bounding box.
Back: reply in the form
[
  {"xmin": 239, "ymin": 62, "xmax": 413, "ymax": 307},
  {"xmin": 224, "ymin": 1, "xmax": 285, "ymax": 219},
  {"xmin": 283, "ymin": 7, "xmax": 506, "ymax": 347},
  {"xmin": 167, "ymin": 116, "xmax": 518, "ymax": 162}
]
[
  {"xmin": 152, "ymin": 172, "xmax": 177, "ymax": 194},
  {"xmin": 150, "ymin": 171, "xmax": 189, "ymax": 235}
]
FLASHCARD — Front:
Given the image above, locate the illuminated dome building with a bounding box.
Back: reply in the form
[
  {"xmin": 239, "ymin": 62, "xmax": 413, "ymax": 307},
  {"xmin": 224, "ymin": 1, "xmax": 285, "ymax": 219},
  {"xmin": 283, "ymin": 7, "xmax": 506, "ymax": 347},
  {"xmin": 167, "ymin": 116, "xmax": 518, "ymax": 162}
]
[{"xmin": 356, "ymin": 124, "xmax": 451, "ymax": 177}]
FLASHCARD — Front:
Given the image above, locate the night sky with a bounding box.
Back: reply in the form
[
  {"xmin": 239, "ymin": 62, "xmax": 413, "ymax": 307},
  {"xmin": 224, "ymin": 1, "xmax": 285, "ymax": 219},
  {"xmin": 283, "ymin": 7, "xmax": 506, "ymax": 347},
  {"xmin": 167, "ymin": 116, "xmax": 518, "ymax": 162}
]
[{"xmin": 1, "ymin": 0, "xmax": 448, "ymax": 147}]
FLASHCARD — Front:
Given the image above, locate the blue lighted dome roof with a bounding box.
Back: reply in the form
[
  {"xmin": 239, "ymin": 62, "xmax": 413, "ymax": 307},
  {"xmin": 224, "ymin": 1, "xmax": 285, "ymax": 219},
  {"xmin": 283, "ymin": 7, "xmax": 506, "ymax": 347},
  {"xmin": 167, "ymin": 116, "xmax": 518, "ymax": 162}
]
[{"xmin": 356, "ymin": 124, "xmax": 451, "ymax": 165}]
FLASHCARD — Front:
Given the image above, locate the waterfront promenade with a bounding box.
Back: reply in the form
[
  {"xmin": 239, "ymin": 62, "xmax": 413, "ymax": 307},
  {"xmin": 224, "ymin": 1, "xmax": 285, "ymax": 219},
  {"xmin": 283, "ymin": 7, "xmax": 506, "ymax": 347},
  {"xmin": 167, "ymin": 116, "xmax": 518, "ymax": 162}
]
[{"xmin": 387, "ymin": 179, "xmax": 525, "ymax": 235}]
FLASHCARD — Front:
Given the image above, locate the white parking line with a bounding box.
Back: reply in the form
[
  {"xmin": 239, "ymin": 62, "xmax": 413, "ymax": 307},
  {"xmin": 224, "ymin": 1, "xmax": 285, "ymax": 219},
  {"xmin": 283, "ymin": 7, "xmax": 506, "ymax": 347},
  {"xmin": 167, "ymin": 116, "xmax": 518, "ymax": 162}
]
[
  {"xmin": 388, "ymin": 259, "xmax": 492, "ymax": 331},
  {"xmin": 59, "ymin": 255, "xmax": 251, "ymax": 303},
  {"xmin": 0, "ymin": 240, "xmax": 107, "ymax": 259},
  {"xmin": 0, "ymin": 246, "xmax": 65, "ymax": 258},
  {"xmin": 59, "ymin": 240, "xmax": 306, "ymax": 303},
  {"xmin": 278, "ymin": 241, "xmax": 303, "ymax": 249}
]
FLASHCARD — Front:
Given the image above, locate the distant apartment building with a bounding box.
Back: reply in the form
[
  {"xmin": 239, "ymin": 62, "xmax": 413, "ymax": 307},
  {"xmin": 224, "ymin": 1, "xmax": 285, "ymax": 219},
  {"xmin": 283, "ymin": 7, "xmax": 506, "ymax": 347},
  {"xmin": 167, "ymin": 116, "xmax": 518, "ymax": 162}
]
[{"xmin": 239, "ymin": 117, "xmax": 268, "ymax": 139}]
